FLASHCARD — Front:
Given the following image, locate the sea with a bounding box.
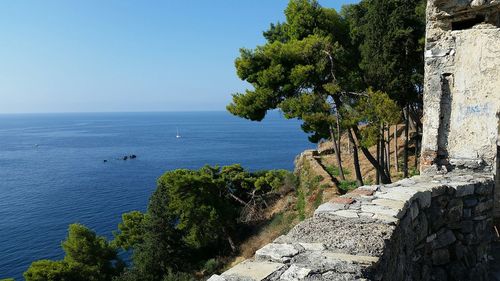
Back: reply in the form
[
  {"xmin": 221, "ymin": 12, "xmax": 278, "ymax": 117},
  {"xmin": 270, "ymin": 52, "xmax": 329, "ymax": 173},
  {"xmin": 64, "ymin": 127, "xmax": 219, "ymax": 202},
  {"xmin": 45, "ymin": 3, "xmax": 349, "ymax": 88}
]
[{"xmin": 0, "ymin": 111, "xmax": 313, "ymax": 280}]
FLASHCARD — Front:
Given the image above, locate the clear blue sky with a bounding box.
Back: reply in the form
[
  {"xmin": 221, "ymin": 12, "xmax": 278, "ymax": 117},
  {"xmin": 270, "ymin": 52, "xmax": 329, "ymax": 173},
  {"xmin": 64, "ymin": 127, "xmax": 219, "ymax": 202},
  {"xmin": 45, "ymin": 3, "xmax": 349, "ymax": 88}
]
[{"xmin": 0, "ymin": 0, "xmax": 358, "ymax": 114}]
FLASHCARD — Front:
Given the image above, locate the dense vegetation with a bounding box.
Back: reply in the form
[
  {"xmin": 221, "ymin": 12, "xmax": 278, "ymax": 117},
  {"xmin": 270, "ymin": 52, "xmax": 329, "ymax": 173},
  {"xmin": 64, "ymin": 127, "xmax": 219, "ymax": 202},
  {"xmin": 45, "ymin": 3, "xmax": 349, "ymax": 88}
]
[
  {"xmin": 17, "ymin": 0, "xmax": 426, "ymax": 280},
  {"xmin": 23, "ymin": 165, "xmax": 295, "ymax": 281},
  {"xmin": 228, "ymin": 0, "xmax": 425, "ymax": 185}
]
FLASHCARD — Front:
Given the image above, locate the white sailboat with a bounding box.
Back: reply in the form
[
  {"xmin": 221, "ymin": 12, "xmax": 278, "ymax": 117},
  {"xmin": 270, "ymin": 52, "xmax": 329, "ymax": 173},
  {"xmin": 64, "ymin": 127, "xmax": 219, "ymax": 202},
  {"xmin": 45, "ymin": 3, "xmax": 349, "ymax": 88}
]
[{"xmin": 176, "ymin": 128, "xmax": 181, "ymax": 138}]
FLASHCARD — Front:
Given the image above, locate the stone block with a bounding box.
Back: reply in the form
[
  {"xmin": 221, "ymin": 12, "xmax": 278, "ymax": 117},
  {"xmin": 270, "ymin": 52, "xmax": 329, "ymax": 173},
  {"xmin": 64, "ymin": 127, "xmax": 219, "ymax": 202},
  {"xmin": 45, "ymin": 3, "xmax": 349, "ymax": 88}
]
[
  {"xmin": 279, "ymin": 264, "xmax": 311, "ymax": 281},
  {"xmin": 474, "ymin": 183, "xmax": 493, "ymax": 195},
  {"xmin": 322, "ymin": 252, "xmax": 379, "ymax": 265},
  {"xmin": 454, "ymin": 183, "xmax": 475, "ymax": 197},
  {"xmin": 361, "ymin": 204, "xmax": 403, "ymax": 218},
  {"xmin": 410, "ymin": 202, "xmax": 420, "ymax": 220},
  {"xmin": 207, "ymin": 275, "xmax": 226, "ymax": 281},
  {"xmin": 432, "ymin": 248, "xmax": 450, "ymax": 265},
  {"xmin": 464, "ymin": 198, "xmax": 478, "ymax": 207},
  {"xmin": 473, "ymin": 200, "xmax": 493, "ymax": 214},
  {"xmin": 372, "ymin": 198, "xmax": 406, "ymax": 210},
  {"xmin": 349, "ymin": 188, "xmax": 375, "ymax": 197},
  {"xmin": 314, "ymin": 202, "xmax": 345, "ymax": 216},
  {"xmin": 332, "ymin": 210, "xmax": 359, "ymax": 218},
  {"xmin": 222, "ymin": 260, "xmax": 285, "ymax": 281},
  {"xmin": 331, "ymin": 197, "xmax": 355, "ymax": 205},
  {"xmin": 373, "ymin": 214, "xmax": 399, "ymax": 224},
  {"xmin": 416, "ymin": 190, "xmax": 432, "ymax": 208},
  {"xmin": 463, "ymin": 208, "xmax": 472, "ymax": 218},
  {"xmin": 255, "ymin": 243, "xmax": 299, "ymax": 262},
  {"xmin": 297, "ymin": 243, "xmax": 325, "ymax": 252},
  {"xmin": 432, "ymin": 230, "xmax": 456, "ymax": 249},
  {"xmin": 461, "ymin": 220, "xmax": 474, "ymax": 233},
  {"xmin": 377, "ymin": 191, "xmax": 413, "ymax": 202}
]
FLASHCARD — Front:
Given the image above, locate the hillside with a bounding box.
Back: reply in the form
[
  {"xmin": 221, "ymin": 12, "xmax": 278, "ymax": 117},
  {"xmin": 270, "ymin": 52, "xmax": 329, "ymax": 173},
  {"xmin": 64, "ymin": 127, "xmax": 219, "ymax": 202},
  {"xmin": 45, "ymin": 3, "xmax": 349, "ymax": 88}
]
[{"xmin": 225, "ymin": 123, "xmax": 419, "ymax": 269}]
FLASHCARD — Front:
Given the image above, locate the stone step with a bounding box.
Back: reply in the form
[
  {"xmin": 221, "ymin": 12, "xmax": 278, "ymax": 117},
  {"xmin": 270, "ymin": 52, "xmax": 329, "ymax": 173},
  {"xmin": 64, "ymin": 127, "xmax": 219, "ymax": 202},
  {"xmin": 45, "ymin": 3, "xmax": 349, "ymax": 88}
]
[{"xmin": 220, "ymin": 260, "xmax": 285, "ymax": 281}]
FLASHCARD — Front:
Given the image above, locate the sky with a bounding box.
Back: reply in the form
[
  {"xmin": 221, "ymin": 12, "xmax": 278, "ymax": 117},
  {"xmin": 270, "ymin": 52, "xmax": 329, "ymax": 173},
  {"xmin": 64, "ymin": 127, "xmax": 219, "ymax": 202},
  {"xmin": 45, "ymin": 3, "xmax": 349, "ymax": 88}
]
[{"xmin": 0, "ymin": 0, "xmax": 359, "ymax": 114}]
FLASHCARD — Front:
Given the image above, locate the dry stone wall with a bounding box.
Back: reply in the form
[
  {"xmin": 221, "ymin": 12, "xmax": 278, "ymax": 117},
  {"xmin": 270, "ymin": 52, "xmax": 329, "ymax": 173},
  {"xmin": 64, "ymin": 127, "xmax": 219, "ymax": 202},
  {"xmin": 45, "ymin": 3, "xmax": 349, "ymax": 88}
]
[
  {"xmin": 209, "ymin": 171, "xmax": 495, "ymax": 281},
  {"xmin": 209, "ymin": 1, "xmax": 500, "ymax": 280}
]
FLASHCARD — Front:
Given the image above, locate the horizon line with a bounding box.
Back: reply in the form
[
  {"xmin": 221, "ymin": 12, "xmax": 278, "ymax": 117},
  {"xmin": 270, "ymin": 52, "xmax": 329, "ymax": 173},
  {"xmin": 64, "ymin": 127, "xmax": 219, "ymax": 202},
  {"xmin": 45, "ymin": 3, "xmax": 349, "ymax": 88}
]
[{"xmin": 0, "ymin": 109, "xmax": 234, "ymax": 115}]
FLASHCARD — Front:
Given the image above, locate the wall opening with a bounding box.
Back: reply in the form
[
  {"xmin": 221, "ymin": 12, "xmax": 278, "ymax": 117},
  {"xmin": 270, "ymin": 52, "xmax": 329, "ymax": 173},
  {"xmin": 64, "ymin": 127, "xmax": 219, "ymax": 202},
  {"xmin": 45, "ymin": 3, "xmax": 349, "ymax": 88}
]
[
  {"xmin": 452, "ymin": 15, "xmax": 486, "ymax": 30},
  {"xmin": 437, "ymin": 73, "xmax": 453, "ymax": 166}
]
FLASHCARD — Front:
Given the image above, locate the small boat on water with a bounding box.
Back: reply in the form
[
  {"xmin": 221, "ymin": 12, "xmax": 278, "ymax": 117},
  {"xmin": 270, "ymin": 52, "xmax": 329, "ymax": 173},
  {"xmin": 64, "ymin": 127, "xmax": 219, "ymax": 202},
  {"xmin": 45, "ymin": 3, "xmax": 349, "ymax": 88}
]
[{"xmin": 176, "ymin": 128, "xmax": 181, "ymax": 138}]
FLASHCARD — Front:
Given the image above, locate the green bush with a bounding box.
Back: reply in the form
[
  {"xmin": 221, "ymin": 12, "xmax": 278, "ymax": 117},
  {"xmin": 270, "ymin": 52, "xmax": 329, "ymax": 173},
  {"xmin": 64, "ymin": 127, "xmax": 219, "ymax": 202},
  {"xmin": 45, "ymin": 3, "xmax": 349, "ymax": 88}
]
[
  {"xmin": 339, "ymin": 181, "xmax": 357, "ymax": 192},
  {"xmin": 203, "ymin": 259, "xmax": 220, "ymax": 275},
  {"xmin": 325, "ymin": 166, "xmax": 350, "ymax": 177}
]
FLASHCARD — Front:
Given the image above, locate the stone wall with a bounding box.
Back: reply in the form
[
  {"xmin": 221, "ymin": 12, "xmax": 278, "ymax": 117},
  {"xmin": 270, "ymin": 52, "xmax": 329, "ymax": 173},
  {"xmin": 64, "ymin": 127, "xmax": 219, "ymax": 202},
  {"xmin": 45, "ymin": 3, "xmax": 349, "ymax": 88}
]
[
  {"xmin": 421, "ymin": 0, "xmax": 500, "ymax": 173},
  {"xmin": 209, "ymin": 171, "xmax": 495, "ymax": 281}
]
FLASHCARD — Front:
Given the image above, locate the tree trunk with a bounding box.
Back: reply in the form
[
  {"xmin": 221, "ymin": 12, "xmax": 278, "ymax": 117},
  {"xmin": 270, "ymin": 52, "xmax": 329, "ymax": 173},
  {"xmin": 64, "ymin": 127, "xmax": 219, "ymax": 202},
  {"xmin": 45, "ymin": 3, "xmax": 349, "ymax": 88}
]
[
  {"xmin": 403, "ymin": 105, "xmax": 410, "ymax": 178},
  {"xmin": 348, "ymin": 128, "xmax": 364, "ymax": 187},
  {"xmin": 352, "ymin": 126, "xmax": 391, "ymax": 184},
  {"xmin": 394, "ymin": 124, "xmax": 399, "ymax": 173},
  {"xmin": 386, "ymin": 124, "xmax": 391, "ymax": 173},
  {"xmin": 222, "ymin": 227, "xmax": 237, "ymax": 252},
  {"xmin": 376, "ymin": 134, "xmax": 381, "ymax": 185},
  {"xmin": 329, "ymin": 126, "xmax": 346, "ymax": 181},
  {"xmin": 414, "ymin": 119, "xmax": 419, "ymax": 170},
  {"xmin": 382, "ymin": 127, "xmax": 390, "ymax": 178}
]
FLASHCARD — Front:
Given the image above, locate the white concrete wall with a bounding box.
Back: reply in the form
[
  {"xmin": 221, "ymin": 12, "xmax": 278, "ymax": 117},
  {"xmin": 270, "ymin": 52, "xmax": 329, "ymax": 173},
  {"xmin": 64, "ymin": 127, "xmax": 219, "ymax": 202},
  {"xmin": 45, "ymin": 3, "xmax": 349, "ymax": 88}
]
[{"xmin": 447, "ymin": 27, "xmax": 500, "ymax": 167}]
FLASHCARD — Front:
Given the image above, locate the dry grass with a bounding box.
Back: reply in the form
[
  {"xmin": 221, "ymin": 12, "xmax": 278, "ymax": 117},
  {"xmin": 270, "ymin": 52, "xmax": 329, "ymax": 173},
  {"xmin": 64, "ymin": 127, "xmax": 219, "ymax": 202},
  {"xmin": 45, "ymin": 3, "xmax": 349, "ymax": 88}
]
[
  {"xmin": 321, "ymin": 124, "xmax": 419, "ymax": 183},
  {"xmin": 224, "ymin": 124, "xmax": 419, "ymax": 270}
]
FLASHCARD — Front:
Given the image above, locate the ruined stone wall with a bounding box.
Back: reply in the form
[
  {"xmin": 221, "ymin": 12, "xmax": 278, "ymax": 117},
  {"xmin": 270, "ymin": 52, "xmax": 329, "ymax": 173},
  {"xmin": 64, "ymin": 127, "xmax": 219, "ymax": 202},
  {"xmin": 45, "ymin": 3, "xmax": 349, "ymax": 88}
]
[
  {"xmin": 421, "ymin": 0, "xmax": 500, "ymax": 172},
  {"xmin": 208, "ymin": 1, "xmax": 500, "ymax": 280},
  {"xmin": 209, "ymin": 172, "xmax": 495, "ymax": 281}
]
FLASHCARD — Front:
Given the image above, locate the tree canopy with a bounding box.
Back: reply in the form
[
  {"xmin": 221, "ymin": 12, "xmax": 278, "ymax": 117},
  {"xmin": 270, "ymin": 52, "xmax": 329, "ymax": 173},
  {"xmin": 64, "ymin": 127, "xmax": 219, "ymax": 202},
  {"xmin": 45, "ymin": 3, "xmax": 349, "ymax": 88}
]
[{"xmin": 24, "ymin": 224, "xmax": 123, "ymax": 281}]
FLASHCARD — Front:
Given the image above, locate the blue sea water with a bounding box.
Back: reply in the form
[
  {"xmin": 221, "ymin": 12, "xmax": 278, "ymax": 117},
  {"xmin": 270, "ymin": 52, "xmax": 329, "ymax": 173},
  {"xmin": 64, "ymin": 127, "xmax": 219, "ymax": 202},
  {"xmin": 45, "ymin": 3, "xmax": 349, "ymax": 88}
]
[{"xmin": 0, "ymin": 111, "xmax": 313, "ymax": 280}]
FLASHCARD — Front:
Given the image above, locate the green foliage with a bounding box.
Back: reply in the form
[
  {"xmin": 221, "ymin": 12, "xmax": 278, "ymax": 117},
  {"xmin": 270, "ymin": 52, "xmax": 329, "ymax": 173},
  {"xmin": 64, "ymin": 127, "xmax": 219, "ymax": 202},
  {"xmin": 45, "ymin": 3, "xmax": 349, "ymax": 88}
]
[
  {"xmin": 409, "ymin": 167, "xmax": 420, "ymax": 177},
  {"xmin": 202, "ymin": 259, "xmax": 220, "ymax": 275},
  {"xmin": 254, "ymin": 169, "xmax": 292, "ymax": 191},
  {"xmin": 25, "ymin": 224, "xmax": 123, "ymax": 281},
  {"xmin": 339, "ymin": 181, "xmax": 358, "ymax": 192},
  {"xmin": 313, "ymin": 190, "xmax": 324, "ymax": 209},
  {"xmin": 0, "ymin": 278, "xmax": 15, "ymax": 281},
  {"xmin": 128, "ymin": 165, "xmax": 292, "ymax": 280},
  {"xmin": 325, "ymin": 166, "xmax": 350, "ymax": 177},
  {"xmin": 343, "ymin": 89, "xmax": 400, "ymax": 148},
  {"xmin": 24, "ymin": 260, "xmax": 73, "ymax": 281},
  {"xmin": 112, "ymin": 211, "xmax": 145, "ymax": 251},
  {"xmin": 296, "ymin": 189, "xmax": 306, "ymax": 221},
  {"xmin": 348, "ymin": 0, "xmax": 425, "ymax": 105},
  {"xmin": 227, "ymin": 0, "xmax": 361, "ymax": 146}
]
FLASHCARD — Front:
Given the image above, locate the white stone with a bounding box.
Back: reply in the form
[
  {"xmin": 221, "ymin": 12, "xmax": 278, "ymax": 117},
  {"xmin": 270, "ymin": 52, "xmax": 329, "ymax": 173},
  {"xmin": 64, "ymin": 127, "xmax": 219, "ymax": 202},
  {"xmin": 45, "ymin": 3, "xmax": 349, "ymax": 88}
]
[
  {"xmin": 255, "ymin": 243, "xmax": 299, "ymax": 262},
  {"xmin": 207, "ymin": 275, "xmax": 226, "ymax": 281},
  {"xmin": 372, "ymin": 198, "xmax": 406, "ymax": 210},
  {"xmin": 361, "ymin": 204, "xmax": 403, "ymax": 218},
  {"xmin": 222, "ymin": 260, "xmax": 285, "ymax": 281},
  {"xmin": 373, "ymin": 214, "xmax": 399, "ymax": 224},
  {"xmin": 314, "ymin": 202, "xmax": 344, "ymax": 216},
  {"xmin": 280, "ymin": 265, "xmax": 311, "ymax": 281},
  {"xmin": 298, "ymin": 243, "xmax": 325, "ymax": 251},
  {"xmin": 323, "ymin": 252, "xmax": 379, "ymax": 265},
  {"xmin": 377, "ymin": 191, "xmax": 413, "ymax": 202},
  {"xmin": 332, "ymin": 209, "xmax": 359, "ymax": 218}
]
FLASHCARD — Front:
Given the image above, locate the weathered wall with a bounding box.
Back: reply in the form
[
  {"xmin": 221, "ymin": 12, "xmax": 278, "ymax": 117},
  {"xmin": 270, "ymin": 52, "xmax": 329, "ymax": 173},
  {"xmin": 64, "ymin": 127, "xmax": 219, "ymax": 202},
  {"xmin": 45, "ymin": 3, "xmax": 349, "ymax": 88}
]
[
  {"xmin": 421, "ymin": 0, "xmax": 500, "ymax": 172},
  {"xmin": 208, "ymin": 1, "xmax": 500, "ymax": 280},
  {"xmin": 209, "ymin": 172, "xmax": 495, "ymax": 281}
]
